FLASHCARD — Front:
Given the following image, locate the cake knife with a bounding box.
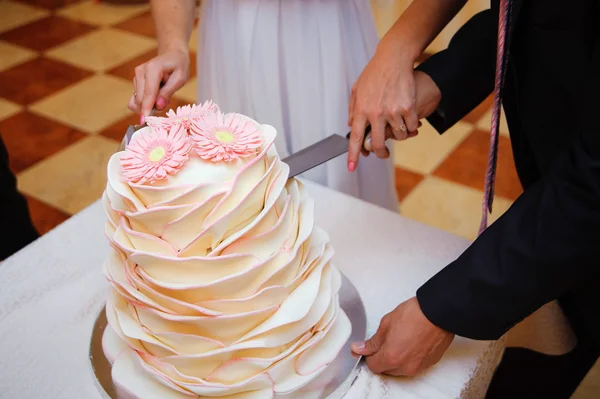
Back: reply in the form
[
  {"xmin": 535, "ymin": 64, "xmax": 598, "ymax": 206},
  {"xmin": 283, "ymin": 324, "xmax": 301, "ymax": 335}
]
[
  {"xmin": 118, "ymin": 83, "xmax": 164, "ymax": 151},
  {"xmin": 284, "ymin": 121, "xmax": 423, "ymax": 178},
  {"xmin": 284, "ymin": 127, "xmax": 374, "ymax": 178},
  {"xmin": 118, "ymin": 103, "xmax": 160, "ymax": 152},
  {"xmin": 326, "ymin": 357, "xmax": 365, "ymax": 399}
]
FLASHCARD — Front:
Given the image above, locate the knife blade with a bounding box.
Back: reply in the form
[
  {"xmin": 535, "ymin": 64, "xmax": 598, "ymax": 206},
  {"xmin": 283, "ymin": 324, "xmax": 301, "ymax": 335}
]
[
  {"xmin": 118, "ymin": 83, "xmax": 165, "ymax": 151},
  {"xmin": 118, "ymin": 108, "xmax": 160, "ymax": 152},
  {"xmin": 326, "ymin": 357, "xmax": 364, "ymax": 399},
  {"xmin": 283, "ymin": 126, "xmax": 373, "ymax": 178}
]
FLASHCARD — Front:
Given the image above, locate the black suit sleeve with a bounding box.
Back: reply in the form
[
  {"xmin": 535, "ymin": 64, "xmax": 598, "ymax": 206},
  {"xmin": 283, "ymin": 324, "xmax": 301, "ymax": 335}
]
[
  {"xmin": 417, "ymin": 127, "xmax": 600, "ymax": 340},
  {"xmin": 415, "ymin": 9, "xmax": 497, "ymax": 133},
  {"xmin": 415, "ymin": 40, "xmax": 600, "ymax": 340},
  {"xmin": 0, "ymin": 135, "xmax": 38, "ymax": 260}
]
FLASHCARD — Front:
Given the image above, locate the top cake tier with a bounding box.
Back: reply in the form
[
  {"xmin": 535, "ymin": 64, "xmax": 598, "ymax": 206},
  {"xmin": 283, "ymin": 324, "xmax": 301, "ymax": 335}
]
[{"xmin": 105, "ymin": 102, "xmax": 288, "ymax": 257}]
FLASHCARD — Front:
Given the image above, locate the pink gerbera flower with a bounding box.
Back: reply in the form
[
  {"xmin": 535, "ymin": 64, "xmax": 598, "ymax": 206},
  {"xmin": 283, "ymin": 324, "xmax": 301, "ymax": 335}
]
[
  {"xmin": 146, "ymin": 100, "xmax": 219, "ymax": 131},
  {"xmin": 120, "ymin": 125, "xmax": 192, "ymax": 184},
  {"xmin": 190, "ymin": 112, "xmax": 264, "ymax": 162}
]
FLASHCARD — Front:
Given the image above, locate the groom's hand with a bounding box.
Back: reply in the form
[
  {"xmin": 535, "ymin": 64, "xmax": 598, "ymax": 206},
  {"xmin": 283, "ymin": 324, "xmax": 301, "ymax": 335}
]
[
  {"xmin": 414, "ymin": 70, "xmax": 442, "ymax": 122},
  {"xmin": 351, "ymin": 296, "xmax": 454, "ymax": 376}
]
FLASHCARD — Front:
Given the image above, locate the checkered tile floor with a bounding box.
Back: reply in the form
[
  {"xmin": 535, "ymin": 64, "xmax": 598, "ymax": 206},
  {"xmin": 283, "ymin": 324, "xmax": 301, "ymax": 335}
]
[
  {"xmin": 0, "ymin": 0, "xmax": 200, "ymax": 235},
  {"xmin": 0, "ymin": 0, "xmax": 599, "ymax": 396},
  {"xmin": 0, "ymin": 0, "xmax": 517, "ymax": 241}
]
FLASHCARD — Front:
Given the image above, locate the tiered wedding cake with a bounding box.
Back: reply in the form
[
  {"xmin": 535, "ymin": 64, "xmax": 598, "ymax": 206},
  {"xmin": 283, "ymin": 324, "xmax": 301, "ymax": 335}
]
[{"xmin": 101, "ymin": 102, "xmax": 351, "ymax": 398}]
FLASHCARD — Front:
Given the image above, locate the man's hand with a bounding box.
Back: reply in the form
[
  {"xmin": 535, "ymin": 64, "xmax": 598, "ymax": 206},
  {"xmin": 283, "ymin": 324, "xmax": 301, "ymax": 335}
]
[
  {"xmin": 351, "ymin": 296, "xmax": 454, "ymax": 376},
  {"xmin": 414, "ymin": 70, "xmax": 442, "ymax": 122}
]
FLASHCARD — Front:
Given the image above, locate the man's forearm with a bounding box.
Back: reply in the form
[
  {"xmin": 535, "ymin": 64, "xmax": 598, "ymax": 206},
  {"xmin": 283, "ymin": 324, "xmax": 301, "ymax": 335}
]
[
  {"xmin": 151, "ymin": 0, "xmax": 196, "ymax": 54},
  {"xmin": 417, "ymin": 132, "xmax": 600, "ymax": 340},
  {"xmin": 378, "ymin": 0, "xmax": 468, "ymax": 62}
]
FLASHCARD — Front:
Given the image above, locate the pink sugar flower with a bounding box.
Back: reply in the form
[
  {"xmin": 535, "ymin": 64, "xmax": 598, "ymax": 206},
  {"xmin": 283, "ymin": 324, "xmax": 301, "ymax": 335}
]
[
  {"xmin": 190, "ymin": 112, "xmax": 263, "ymax": 162},
  {"xmin": 146, "ymin": 100, "xmax": 220, "ymax": 131},
  {"xmin": 120, "ymin": 125, "xmax": 192, "ymax": 184}
]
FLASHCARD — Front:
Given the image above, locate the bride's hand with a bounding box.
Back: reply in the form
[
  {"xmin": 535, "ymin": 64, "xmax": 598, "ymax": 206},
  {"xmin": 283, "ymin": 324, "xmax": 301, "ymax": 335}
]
[
  {"xmin": 128, "ymin": 47, "xmax": 190, "ymax": 122},
  {"xmin": 347, "ymin": 47, "xmax": 419, "ymax": 171}
]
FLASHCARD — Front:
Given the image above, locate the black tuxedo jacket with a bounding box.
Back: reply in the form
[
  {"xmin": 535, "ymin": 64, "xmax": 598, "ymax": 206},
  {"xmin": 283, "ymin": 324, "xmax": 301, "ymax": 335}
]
[{"xmin": 415, "ymin": 0, "xmax": 600, "ymax": 346}]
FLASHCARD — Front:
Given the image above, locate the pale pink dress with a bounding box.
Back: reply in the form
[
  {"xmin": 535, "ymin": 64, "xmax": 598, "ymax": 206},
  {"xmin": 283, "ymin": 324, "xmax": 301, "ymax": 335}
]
[{"xmin": 196, "ymin": 0, "xmax": 398, "ymax": 212}]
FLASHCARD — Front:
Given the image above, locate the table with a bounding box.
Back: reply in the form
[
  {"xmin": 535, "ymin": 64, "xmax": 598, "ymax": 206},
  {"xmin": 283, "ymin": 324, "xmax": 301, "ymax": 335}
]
[{"xmin": 0, "ymin": 181, "xmax": 503, "ymax": 399}]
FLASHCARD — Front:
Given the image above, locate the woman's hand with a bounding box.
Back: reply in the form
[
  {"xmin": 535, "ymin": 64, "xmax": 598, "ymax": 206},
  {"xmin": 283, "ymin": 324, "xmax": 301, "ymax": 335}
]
[
  {"xmin": 347, "ymin": 59, "xmax": 442, "ymax": 171},
  {"xmin": 346, "ymin": 0, "xmax": 464, "ymax": 172},
  {"xmin": 347, "ymin": 46, "xmax": 419, "ymax": 171},
  {"xmin": 128, "ymin": 47, "xmax": 190, "ymax": 123}
]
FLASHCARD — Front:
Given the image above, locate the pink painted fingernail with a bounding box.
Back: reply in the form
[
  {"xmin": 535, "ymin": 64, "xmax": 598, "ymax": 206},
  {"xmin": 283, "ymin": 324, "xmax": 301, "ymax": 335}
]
[
  {"xmin": 351, "ymin": 342, "xmax": 365, "ymax": 352},
  {"xmin": 140, "ymin": 114, "xmax": 145, "ymax": 125},
  {"xmin": 348, "ymin": 161, "xmax": 356, "ymax": 172},
  {"xmin": 156, "ymin": 97, "xmax": 166, "ymax": 109}
]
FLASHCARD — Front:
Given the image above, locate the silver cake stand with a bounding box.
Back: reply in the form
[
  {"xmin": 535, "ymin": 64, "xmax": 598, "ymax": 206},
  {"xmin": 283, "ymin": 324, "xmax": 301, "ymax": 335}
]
[{"xmin": 89, "ymin": 273, "xmax": 367, "ymax": 399}]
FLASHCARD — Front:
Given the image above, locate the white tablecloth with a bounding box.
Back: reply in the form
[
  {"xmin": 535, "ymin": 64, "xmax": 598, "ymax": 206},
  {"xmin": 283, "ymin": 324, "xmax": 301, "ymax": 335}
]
[{"xmin": 0, "ymin": 181, "xmax": 503, "ymax": 399}]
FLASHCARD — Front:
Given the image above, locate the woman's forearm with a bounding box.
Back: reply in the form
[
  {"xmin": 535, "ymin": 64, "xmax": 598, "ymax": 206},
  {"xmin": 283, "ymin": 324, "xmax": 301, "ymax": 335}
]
[
  {"xmin": 151, "ymin": 0, "xmax": 196, "ymax": 54},
  {"xmin": 378, "ymin": 0, "xmax": 468, "ymax": 62}
]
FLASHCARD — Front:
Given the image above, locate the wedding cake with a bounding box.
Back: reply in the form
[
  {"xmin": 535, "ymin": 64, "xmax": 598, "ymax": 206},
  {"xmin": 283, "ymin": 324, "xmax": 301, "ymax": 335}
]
[{"xmin": 101, "ymin": 102, "xmax": 351, "ymax": 398}]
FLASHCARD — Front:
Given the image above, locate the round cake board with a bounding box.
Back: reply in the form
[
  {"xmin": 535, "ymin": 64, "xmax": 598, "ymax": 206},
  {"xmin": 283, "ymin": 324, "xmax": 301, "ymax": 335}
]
[{"xmin": 89, "ymin": 273, "xmax": 367, "ymax": 399}]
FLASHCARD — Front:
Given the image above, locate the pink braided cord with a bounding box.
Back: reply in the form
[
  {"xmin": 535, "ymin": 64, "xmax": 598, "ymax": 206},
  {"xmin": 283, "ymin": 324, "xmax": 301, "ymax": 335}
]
[{"xmin": 479, "ymin": 0, "xmax": 511, "ymax": 236}]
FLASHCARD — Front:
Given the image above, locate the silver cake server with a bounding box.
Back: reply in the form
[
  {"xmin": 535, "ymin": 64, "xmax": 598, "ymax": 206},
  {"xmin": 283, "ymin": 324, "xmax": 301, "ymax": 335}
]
[
  {"xmin": 119, "ymin": 83, "xmax": 164, "ymax": 151},
  {"xmin": 118, "ymin": 107, "xmax": 157, "ymax": 152}
]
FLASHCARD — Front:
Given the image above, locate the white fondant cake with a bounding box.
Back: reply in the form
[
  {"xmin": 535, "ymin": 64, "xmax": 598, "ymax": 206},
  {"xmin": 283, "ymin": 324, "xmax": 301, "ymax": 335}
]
[{"xmin": 101, "ymin": 103, "xmax": 351, "ymax": 398}]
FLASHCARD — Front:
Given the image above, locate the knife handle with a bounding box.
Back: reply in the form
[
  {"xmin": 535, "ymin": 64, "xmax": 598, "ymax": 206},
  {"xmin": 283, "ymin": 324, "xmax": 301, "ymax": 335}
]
[
  {"xmin": 148, "ymin": 81, "xmax": 166, "ymax": 116},
  {"xmin": 345, "ymin": 125, "xmax": 373, "ymax": 152}
]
